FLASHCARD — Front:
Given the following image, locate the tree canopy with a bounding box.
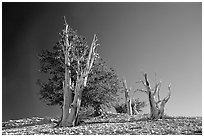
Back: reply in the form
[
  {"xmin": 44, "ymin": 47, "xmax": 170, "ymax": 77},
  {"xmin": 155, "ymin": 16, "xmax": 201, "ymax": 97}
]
[{"xmin": 37, "ymin": 27, "xmax": 121, "ymax": 115}]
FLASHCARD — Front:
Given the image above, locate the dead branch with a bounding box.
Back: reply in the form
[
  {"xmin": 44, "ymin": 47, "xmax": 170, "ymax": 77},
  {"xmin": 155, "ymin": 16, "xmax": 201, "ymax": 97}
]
[{"xmin": 135, "ymin": 89, "xmax": 148, "ymax": 94}]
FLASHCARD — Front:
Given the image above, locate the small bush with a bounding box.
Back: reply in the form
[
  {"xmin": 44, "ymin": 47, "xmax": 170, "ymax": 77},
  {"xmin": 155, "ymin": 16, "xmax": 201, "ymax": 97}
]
[
  {"xmin": 114, "ymin": 103, "xmax": 127, "ymax": 114},
  {"xmin": 114, "ymin": 98, "xmax": 147, "ymax": 115}
]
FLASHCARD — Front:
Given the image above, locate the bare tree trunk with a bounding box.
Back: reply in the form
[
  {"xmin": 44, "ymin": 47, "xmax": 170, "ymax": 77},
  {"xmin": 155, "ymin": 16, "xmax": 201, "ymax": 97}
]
[
  {"xmin": 136, "ymin": 73, "xmax": 171, "ymax": 120},
  {"xmin": 123, "ymin": 79, "xmax": 132, "ymax": 115},
  {"xmin": 64, "ymin": 36, "xmax": 98, "ymax": 126},
  {"xmin": 61, "ymin": 32, "xmax": 99, "ymax": 127},
  {"xmin": 66, "ymin": 77, "xmax": 83, "ymax": 126},
  {"xmin": 58, "ymin": 17, "xmax": 99, "ymax": 127},
  {"xmin": 149, "ymin": 92, "xmax": 159, "ymax": 119},
  {"xmin": 58, "ymin": 17, "xmax": 74, "ymax": 127},
  {"xmin": 128, "ymin": 98, "xmax": 132, "ymax": 115}
]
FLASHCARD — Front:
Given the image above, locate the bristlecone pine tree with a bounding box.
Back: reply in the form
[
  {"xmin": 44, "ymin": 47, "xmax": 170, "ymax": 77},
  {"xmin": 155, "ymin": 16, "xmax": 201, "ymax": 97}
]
[
  {"xmin": 37, "ymin": 18, "xmax": 122, "ymax": 126},
  {"xmin": 136, "ymin": 73, "xmax": 171, "ymax": 120},
  {"xmin": 59, "ymin": 17, "xmax": 99, "ymax": 127},
  {"xmin": 37, "ymin": 57, "xmax": 121, "ymax": 120}
]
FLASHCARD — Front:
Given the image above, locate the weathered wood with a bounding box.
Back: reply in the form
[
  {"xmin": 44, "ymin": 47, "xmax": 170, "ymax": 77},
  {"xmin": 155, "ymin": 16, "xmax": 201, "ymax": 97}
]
[
  {"xmin": 123, "ymin": 79, "xmax": 132, "ymax": 115},
  {"xmin": 60, "ymin": 17, "xmax": 73, "ymax": 127},
  {"xmin": 60, "ymin": 17, "xmax": 99, "ymax": 127},
  {"xmin": 136, "ymin": 73, "xmax": 171, "ymax": 119}
]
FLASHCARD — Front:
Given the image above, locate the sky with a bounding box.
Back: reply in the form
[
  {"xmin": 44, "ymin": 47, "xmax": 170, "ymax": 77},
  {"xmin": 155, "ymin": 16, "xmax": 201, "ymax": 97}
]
[{"xmin": 2, "ymin": 2, "xmax": 202, "ymax": 121}]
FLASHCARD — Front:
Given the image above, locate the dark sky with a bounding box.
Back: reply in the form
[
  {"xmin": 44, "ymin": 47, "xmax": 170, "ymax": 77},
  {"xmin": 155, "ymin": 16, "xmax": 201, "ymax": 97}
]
[{"xmin": 2, "ymin": 2, "xmax": 202, "ymax": 121}]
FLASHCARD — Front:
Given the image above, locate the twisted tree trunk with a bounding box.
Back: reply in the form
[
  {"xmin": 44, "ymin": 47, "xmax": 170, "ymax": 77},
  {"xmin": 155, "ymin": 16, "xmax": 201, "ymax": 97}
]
[
  {"xmin": 60, "ymin": 18, "xmax": 73, "ymax": 127},
  {"xmin": 59, "ymin": 17, "xmax": 99, "ymax": 127},
  {"xmin": 136, "ymin": 73, "xmax": 171, "ymax": 119}
]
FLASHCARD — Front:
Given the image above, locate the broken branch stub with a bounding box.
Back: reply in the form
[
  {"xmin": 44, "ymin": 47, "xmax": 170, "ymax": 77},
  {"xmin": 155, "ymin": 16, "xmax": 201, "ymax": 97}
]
[{"xmin": 136, "ymin": 73, "xmax": 171, "ymax": 119}]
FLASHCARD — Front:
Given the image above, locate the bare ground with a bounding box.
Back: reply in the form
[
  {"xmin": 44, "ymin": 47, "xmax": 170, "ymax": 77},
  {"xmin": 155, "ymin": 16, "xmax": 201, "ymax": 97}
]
[{"xmin": 2, "ymin": 113, "xmax": 202, "ymax": 135}]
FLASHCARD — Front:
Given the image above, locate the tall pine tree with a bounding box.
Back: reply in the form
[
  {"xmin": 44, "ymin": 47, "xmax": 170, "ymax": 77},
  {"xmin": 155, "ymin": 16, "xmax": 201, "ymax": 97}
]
[{"xmin": 37, "ymin": 17, "xmax": 121, "ymax": 126}]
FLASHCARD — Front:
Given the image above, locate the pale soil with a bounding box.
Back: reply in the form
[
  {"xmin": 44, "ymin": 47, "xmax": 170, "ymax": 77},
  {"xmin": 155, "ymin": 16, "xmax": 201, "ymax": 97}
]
[{"xmin": 2, "ymin": 113, "xmax": 202, "ymax": 135}]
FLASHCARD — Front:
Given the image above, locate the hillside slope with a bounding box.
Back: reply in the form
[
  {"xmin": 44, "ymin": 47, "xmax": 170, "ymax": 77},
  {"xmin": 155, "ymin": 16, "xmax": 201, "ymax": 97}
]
[{"xmin": 2, "ymin": 113, "xmax": 202, "ymax": 135}]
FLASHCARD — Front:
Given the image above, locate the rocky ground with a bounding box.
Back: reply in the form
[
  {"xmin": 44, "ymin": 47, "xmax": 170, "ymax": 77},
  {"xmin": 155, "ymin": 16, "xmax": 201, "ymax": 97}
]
[{"xmin": 2, "ymin": 113, "xmax": 202, "ymax": 135}]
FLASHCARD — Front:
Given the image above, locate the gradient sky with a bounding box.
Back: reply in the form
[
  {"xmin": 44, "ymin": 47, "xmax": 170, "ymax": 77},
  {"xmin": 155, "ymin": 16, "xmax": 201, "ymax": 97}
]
[{"xmin": 2, "ymin": 2, "xmax": 202, "ymax": 121}]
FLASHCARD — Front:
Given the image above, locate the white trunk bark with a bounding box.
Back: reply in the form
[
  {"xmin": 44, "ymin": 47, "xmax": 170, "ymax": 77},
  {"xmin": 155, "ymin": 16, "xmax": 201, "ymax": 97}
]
[
  {"xmin": 66, "ymin": 79, "xmax": 83, "ymax": 126},
  {"xmin": 61, "ymin": 65, "xmax": 72, "ymax": 126},
  {"xmin": 59, "ymin": 24, "xmax": 99, "ymax": 127},
  {"xmin": 123, "ymin": 80, "xmax": 132, "ymax": 115}
]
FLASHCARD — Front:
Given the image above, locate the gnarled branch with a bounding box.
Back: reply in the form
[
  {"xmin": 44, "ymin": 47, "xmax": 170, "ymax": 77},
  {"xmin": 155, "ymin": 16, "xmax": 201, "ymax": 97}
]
[{"xmin": 163, "ymin": 83, "xmax": 171, "ymax": 103}]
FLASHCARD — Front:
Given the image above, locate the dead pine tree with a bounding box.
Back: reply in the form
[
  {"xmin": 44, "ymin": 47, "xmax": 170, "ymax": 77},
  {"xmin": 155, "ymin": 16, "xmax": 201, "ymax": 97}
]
[
  {"xmin": 135, "ymin": 73, "xmax": 171, "ymax": 120},
  {"xmin": 122, "ymin": 79, "xmax": 132, "ymax": 115},
  {"xmin": 59, "ymin": 17, "xmax": 99, "ymax": 127}
]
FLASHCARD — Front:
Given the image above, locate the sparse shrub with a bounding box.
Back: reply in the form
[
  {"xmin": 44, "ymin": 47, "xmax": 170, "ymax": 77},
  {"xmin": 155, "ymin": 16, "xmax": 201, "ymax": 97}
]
[
  {"xmin": 78, "ymin": 106, "xmax": 95, "ymax": 118},
  {"xmin": 131, "ymin": 98, "xmax": 147, "ymax": 114},
  {"xmin": 114, "ymin": 103, "xmax": 127, "ymax": 114},
  {"xmin": 114, "ymin": 98, "xmax": 147, "ymax": 114}
]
